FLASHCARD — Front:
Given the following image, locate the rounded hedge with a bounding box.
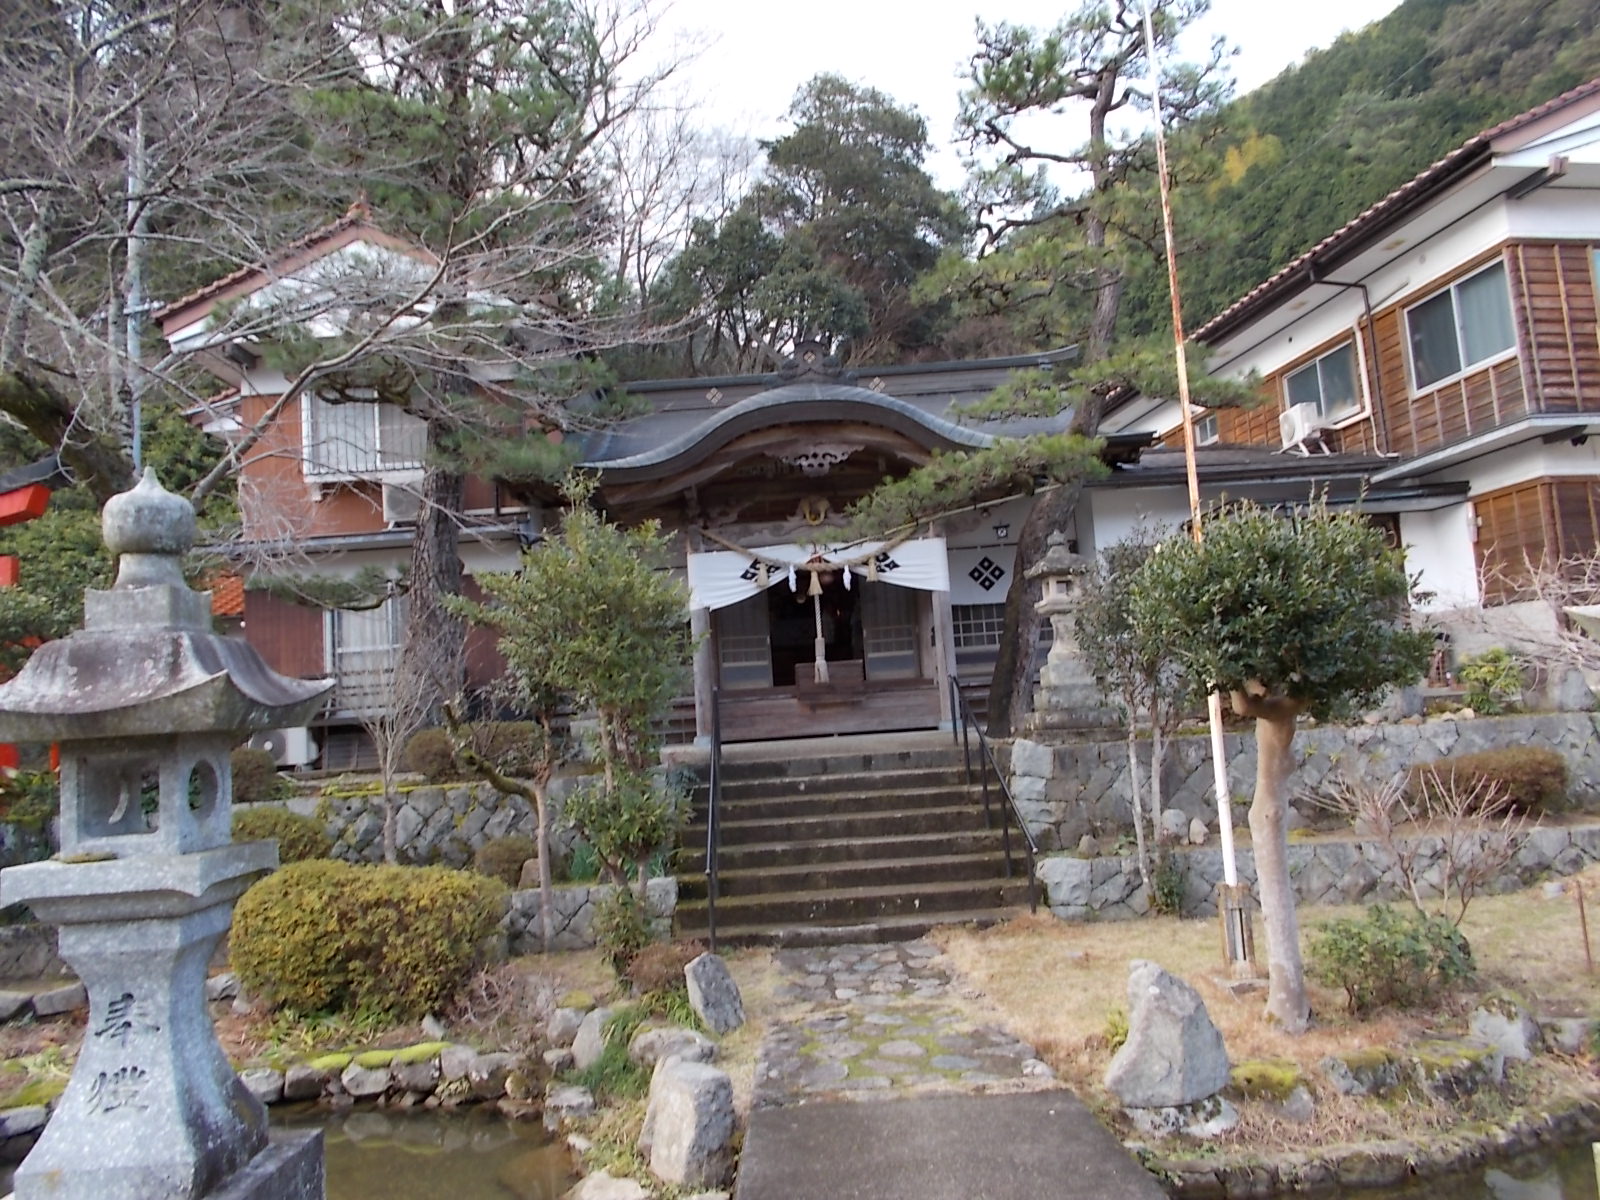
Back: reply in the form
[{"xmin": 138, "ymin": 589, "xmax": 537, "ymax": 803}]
[
  {"xmin": 232, "ymin": 806, "xmax": 332, "ymax": 863},
  {"xmin": 402, "ymin": 728, "xmax": 457, "ymax": 783},
  {"xmin": 473, "ymin": 834, "xmax": 535, "ymax": 888},
  {"xmin": 231, "ymin": 860, "xmax": 509, "ymax": 1018},
  {"xmin": 231, "ymin": 747, "xmax": 288, "ymax": 805}
]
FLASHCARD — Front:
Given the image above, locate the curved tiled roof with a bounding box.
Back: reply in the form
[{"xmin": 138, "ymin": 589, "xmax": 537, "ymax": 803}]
[
  {"xmin": 581, "ymin": 382, "xmax": 996, "ymax": 482},
  {"xmin": 1194, "ymin": 75, "xmax": 1600, "ymax": 345}
]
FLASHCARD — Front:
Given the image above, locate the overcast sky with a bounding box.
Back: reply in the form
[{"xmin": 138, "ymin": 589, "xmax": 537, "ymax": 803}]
[{"xmin": 659, "ymin": 0, "xmax": 1409, "ymax": 186}]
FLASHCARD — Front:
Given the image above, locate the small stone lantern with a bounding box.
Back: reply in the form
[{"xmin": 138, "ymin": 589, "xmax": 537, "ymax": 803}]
[
  {"xmin": 0, "ymin": 470, "xmax": 331, "ymax": 1200},
  {"xmin": 1024, "ymin": 531, "xmax": 1118, "ymax": 733}
]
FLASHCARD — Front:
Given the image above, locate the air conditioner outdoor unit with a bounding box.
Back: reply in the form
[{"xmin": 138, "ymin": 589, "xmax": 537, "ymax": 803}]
[
  {"xmin": 249, "ymin": 726, "xmax": 319, "ymax": 768},
  {"xmin": 1279, "ymin": 401, "xmax": 1330, "ymax": 451},
  {"xmin": 381, "ymin": 479, "xmax": 423, "ymax": 525}
]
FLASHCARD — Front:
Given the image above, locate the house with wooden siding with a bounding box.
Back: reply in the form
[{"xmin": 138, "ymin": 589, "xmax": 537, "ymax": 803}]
[{"xmin": 1107, "ymin": 77, "xmax": 1600, "ymax": 629}]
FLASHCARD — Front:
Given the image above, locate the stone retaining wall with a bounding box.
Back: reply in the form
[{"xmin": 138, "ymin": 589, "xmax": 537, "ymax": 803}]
[
  {"xmin": 269, "ymin": 776, "xmax": 585, "ymax": 868},
  {"xmin": 0, "ymin": 925, "xmax": 62, "ymax": 983},
  {"xmin": 1009, "ymin": 713, "xmax": 1600, "ymax": 851},
  {"xmin": 504, "ymin": 878, "xmax": 677, "ymax": 954},
  {"xmin": 1036, "ymin": 822, "xmax": 1600, "ymax": 921}
]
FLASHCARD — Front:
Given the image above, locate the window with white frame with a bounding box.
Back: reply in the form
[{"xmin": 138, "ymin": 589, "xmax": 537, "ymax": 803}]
[
  {"xmin": 1405, "ymin": 260, "xmax": 1516, "ymax": 390},
  {"xmin": 952, "ymin": 603, "xmax": 1006, "ymax": 649},
  {"xmin": 330, "ymin": 595, "xmax": 406, "ymax": 715},
  {"xmin": 1284, "ymin": 341, "xmax": 1361, "ymax": 421},
  {"xmin": 303, "ymin": 394, "xmax": 427, "ymax": 480},
  {"xmin": 1195, "ymin": 412, "xmax": 1220, "ymax": 445}
]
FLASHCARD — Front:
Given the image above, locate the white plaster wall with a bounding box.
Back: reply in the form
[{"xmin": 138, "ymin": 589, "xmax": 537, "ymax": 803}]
[
  {"xmin": 1429, "ymin": 435, "xmax": 1600, "ymax": 492},
  {"xmin": 1081, "ymin": 486, "xmax": 1191, "ymax": 554},
  {"xmin": 1399, "ymin": 503, "xmax": 1480, "ymax": 610}
]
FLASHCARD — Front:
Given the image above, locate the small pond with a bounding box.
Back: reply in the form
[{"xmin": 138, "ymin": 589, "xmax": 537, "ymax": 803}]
[
  {"xmin": 1318, "ymin": 1145, "xmax": 1596, "ymax": 1199},
  {"xmin": 272, "ymin": 1106, "xmax": 576, "ymax": 1200}
]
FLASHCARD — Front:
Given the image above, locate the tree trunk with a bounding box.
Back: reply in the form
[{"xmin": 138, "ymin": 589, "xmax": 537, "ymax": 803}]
[
  {"xmin": 405, "ymin": 458, "xmax": 466, "ymax": 726},
  {"xmin": 986, "ymin": 483, "xmax": 1081, "ymax": 736},
  {"xmin": 1241, "ymin": 697, "xmax": 1310, "ymax": 1033},
  {"xmin": 382, "ymin": 789, "xmax": 398, "ymax": 865},
  {"xmin": 1126, "ymin": 724, "xmax": 1150, "ymax": 891},
  {"xmin": 534, "ymin": 784, "xmax": 553, "ymax": 954}
]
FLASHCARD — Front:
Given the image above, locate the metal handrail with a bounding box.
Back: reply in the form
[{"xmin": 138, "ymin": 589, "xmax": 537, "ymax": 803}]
[
  {"xmin": 948, "ymin": 676, "xmax": 1039, "ymax": 914},
  {"xmin": 705, "ymin": 686, "xmax": 723, "ymax": 953}
]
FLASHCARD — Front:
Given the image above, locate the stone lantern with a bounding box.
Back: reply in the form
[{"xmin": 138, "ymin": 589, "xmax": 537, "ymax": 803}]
[
  {"xmin": 1024, "ymin": 531, "xmax": 1117, "ymax": 733},
  {"xmin": 0, "ymin": 470, "xmax": 331, "ymax": 1200}
]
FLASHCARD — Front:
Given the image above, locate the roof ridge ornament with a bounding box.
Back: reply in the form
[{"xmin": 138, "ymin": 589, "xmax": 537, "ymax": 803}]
[{"xmin": 777, "ymin": 340, "xmax": 852, "ymax": 383}]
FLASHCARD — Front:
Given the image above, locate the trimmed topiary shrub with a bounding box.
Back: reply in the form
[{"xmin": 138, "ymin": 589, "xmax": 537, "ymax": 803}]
[
  {"xmin": 231, "ymin": 860, "xmax": 509, "ymax": 1018},
  {"xmin": 232, "ymin": 806, "xmax": 332, "ymax": 863},
  {"xmin": 473, "ymin": 834, "xmax": 536, "ymax": 888},
  {"xmin": 402, "ymin": 728, "xmax": 457, "ymax": 783},
  {"xmin": 1408, "ymin": 746, "xmax": 1568, "ymax": 815},
  {"xmin": 231, "ymin": 747, "xmax": 289, "ymax": 805},
  {"xmin": 1308, "ymin": 903, "xmax": 1474, "ymax": 1015}
]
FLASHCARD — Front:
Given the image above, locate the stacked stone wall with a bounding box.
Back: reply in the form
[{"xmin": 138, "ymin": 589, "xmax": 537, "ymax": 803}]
[
  {"xmin": 1008, "ymin": 713, "xmax": 1600, "ymax": 851},
  {"xmin": 1036, "ymin": 823, "xmax": 1600, "ymax": 921}
]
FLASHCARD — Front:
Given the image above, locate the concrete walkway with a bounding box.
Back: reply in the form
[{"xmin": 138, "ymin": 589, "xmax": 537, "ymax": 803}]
[{"xmin": 736, "ymin": 940, "xmax": 1165, "ymax": 1199}]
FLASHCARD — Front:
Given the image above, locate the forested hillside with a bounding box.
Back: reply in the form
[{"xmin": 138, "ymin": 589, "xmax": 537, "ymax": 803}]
[{"xmin": 1135, "ymin": 0, "xmax": 1600, "ymax": 333}]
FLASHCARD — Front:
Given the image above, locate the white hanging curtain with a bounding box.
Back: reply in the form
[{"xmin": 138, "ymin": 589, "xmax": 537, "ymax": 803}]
[{"xmin": 687, "ymin": 536, "xmax": 950, "ymax": 612}]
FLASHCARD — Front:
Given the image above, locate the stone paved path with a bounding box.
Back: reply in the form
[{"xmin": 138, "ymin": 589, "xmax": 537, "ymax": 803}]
[{"xmin": 752, "ymin": 940, "xmax": 1055, "ymax": 1108}]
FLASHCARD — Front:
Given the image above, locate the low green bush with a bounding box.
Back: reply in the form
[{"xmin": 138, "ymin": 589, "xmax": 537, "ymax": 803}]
[
  {"xmin": 232, "ymin": 806, "xmax": 332, "ymax": 863},
  {"xmin": 1456, "ymin": 648, "xmax": 1525, "ymax": 715},
  {"xmin": 473, "ymin": 834, "xmax": 535, "ymax": 888},
  {"xmin": 231, "ymin": 860, "xmax": 509, "ymax": 1018},
  {"xmin": 1308, "ymin": 904, "xmax": 1474, "ymax": 1015},
  {"xmin": 1408, "ymin": 746, "xmax": 1568, "ymax": 815},
  {"xmin": 231, "ymin": 748, "xmax": 290, "ymax": 805},
  {"xmin": 402, "ymin": 729, "xmax": 457, "ymax": 783},
  {"xmin": 592, "ymin": 887, "xmax": 652, "ymax": 974}
]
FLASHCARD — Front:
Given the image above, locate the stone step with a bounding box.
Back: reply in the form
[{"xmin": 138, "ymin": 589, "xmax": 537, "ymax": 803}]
[
  {"xmin": 709, "ymin": 765, "xmax": 976, "ymax": 802},
  {"xmin": 678, "ymin": 851, "xmax": 1013, "ymax": 900},
  {"xmin": 675, "ymin": 905, "xmax": 1024, "ymax": 947},
  {"xmin": 675, "ymin": 877, "xmax": 1032, "ymax": 930},
  {"xmin": 715, "ymin": 745, "xmax": 969, "ymax": 783},
  {"xmin": 687, "ymin": 804, "xmax": 989, "ymax": 846},
  {"xmin": 680, "ymin": 828, "xmax": 1007, "ymax": 872},
  {"xmin": 691, "ymin": 782, "xmax": 983, "ymax": 823}
]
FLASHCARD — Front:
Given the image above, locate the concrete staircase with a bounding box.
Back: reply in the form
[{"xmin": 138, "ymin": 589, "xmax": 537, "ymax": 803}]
[{"xmin": 676, "ymin": 738, "xmax": 1029, "ymax": 946}]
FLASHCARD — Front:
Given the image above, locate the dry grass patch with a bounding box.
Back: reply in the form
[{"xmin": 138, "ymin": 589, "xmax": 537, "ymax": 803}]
[{"xmin": 930, "ymin": 867, "xmax": 1600, "ymax": 1152}]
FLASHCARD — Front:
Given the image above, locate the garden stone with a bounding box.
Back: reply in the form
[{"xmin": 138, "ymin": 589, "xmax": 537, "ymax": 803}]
[
  {"xmin": 564, "ymin": 1170, "xmax": 650, "ymax": 1200},
  {"xmin": 28, "ymin": 980, "xmax": 85, "ymax": 1017},
  {"xmin": 1077, "ymin": 834, "xmax": 1101, "ymax": 857},
  {"xmin": 1104, "ymin": 960, "xmax": 1229, "ymax": 1107},
  {"xmin": 239, "ymin": 1068, "xmax": 284, "ymax": 1105},
  {"xmin": 1156, "ymin": 809, "xmax": 1188, "ymax": 845},
  {"xmin": 421, "ymin": 1014, "xmax": 448, "ymax": 1040},
  {"xmin": 573, "ymin": 1007, "xmax": 616, "ymax": 1071},
  {"xmin": 469, "ymin": 1051, "xmax": 514, "ymax": 1099},
  {"xmin": 640, "ymin": 1059, "xmax": 735, "ymax": 1188},
  {"xmin": 1539, "ymin": 1017, "xmax": 1595, "ymax": 1056},
  {"xmin": 1469, "ymin": 998, "xmax": 1542, "ymax": 1061},
  {"xmin": 629, "ymin": 1025, "xmax": 716, "ymax": 1068},
  {"xmin": 0, "ymin": 1108, "xmax": 48, "ymax": 1139},
  {"xmin": 543, "ymin": 1084, "xmax": 596, "ymax": 1132},
  {"xmin": 548, "ymin": 1007, "xmax": 585, "ymax": 1048},
  {"xmin": 1407, "ymin": 1037, "xmax": 1503, "ymax": 1100},
  {"xmin": 440, "ymin": 1043, "xmax": 480, "ymax": 1081},
  {"xmin": 205, "ymin": 971, "xmax": 239, "ymax": 1002},
  {"xmin": 1188, "ymin": 818, "xmax": 1208, "ymax": 846},
  {"xmin": 1267, "ymin": 1086, "xmax": 1315, "ymax": 1124},
  {"xmin": 1320, "ymin": 1050, "xmax": 1401, "ymax": 1097},
  {"xmin": 341, "ymin": 1061, "xmax": 391, "ymax": 1098},
  {"xmin": 393, "ymin": 1056, "xmax": 441, "ymax": 1094},
  {"xmin": 282, "ymin": 1064, "xmax": 328, "ymax": 1101},
  {"xmin": 517, "ymin": 859, "xmax": 541, "ymax": 890},
  {"xmin": 1122, "ymin": 1095, "xmax": 1238, "ymax": 1139},
  {"xmin": 544, "ymin": 1048, "xmax": 576, "ymax": 1073},
  {"xmin": 684, "ymin": 954, "xmax": 744, "ymax": 1035},
  {"xmin": 0, "ymin": 991, "xmax": 29, "ymax": 1022}
]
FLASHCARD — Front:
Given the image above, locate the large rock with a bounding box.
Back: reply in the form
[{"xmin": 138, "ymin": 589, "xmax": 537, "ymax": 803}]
[
  {"xmin": 629, "ymin": 1025, "xmax": 716, "ymax": 1068},
  {"xmin": 564, "ymin": 1170, "xmax": 651, "ymax": 1200},
  {"xmin": 1469, "ymin": 997, "xmax": 1542, "ymax": 1062},
  {"xmin": 238, "ymin": 1067, "xmax": 284, "ymax": 1105},
  {"xmin": 29, "ymin": 980, "xmax": 86, "ymax": 1017},
  {"xmin": 544, "ymin": 1084, "xmax": 597, "ymax": 1132},
  {"xmin": 1104, "ymin": 960, "xmax": 1230, "ymax": 1107},
  {"xmin": 572, "ymin": 1006, "xmax": 616, "ymax": 1071},
  {"xmin": 547, "ymin": 1006, "xmax": 585, "ymax": 1048},
  {"xmin": 684, "ymin": 954, "xmax": 744, "ymax": 1036},
  {"xmin": 640, "ymin": 1060, "xmax": 735, "ymax": 1188}
]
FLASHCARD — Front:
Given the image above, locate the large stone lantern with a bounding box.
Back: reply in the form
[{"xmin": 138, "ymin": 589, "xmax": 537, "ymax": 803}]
[
  {"xmin": 1025, "ymin": 531, "xmax": 1117, "ymax": 733},
  {"xmin": 0, "ymin": 470, "xmax": 331, "ymax": 1200}
]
